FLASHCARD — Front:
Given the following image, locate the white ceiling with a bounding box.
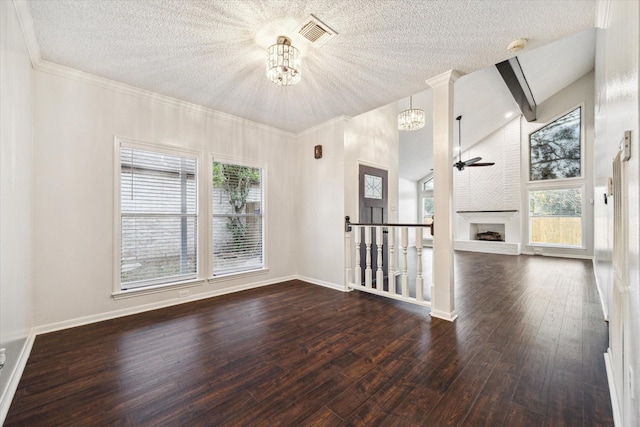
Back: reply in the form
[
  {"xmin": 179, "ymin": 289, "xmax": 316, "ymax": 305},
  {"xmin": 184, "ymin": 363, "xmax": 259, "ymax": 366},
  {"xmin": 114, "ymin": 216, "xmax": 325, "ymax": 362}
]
[
  {"xmin": 25, "ymin": 0, "xmax": 596, "ymax": 137},
  {"xmin": 399, "ymin": 28, "xmax": 596, "ymax": 181}
]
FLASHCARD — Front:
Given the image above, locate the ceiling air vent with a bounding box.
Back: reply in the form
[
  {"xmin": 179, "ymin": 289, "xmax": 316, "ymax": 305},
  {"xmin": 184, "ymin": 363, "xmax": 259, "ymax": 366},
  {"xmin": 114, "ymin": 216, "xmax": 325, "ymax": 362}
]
[{"xmin": 295, "ymin": 15, "xmax": 337, "ymax": 47}]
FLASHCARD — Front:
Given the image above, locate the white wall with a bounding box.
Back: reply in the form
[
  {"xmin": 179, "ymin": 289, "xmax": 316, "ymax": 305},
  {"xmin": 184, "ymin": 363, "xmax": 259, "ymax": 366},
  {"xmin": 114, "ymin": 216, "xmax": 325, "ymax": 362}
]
[
  {"xmin": 398, "ymin": 178, "xmax": 418, "ymax": 224},
  {"xmin": 454, "ymin": 117, "xmax": 521, "ymax": 212},
  {"xmin": 399, "ymin": 177, "xmax": 419, "ymax": 246},
  {"xmin": 521, "ymin": 71, "xmax": 595, "ymax": 258},
  {"xmin": 594, "ymin": 1, "xmax": 640, "ymax": 425},
  {"xmin": 343, "ymin": 102, "xmax": 399, "ymax": 284},
  {"xmin": 31, "ymin": 67, "xmax": 298, "ymax": 327},
  {"xmin": 0, "ymin": 1, "xmax": 34, "ymax": 420},
  {"xmin": 295, "ymin": 119, "xmax": 346, "ymax": 289},
  {"xmin": 344, "ymin": 102, "xmax": 400, "ymax": 224}
]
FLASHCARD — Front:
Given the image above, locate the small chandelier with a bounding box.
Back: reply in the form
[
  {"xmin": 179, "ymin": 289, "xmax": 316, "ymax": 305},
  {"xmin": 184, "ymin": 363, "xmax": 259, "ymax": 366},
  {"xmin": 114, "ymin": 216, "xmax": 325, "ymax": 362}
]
[
  {"xmin": 266, "ymin": 36, "xmax": 301, "ymax": 86},
  {"xmin": 398, "ymin": 96, "xmax": 425, "ymax": 131}
]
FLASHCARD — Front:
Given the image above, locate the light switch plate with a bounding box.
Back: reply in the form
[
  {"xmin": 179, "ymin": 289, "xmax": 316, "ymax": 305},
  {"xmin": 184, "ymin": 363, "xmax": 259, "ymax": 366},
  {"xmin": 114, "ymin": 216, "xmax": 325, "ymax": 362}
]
[{"xmin": 621, "ymin": 130, "xmax": 631, "ymax": 161}]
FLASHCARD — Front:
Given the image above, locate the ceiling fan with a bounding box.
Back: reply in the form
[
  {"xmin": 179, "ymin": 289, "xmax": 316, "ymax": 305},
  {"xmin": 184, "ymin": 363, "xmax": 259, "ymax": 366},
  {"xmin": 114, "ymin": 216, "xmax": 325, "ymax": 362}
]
[{"xmin": 453, "ymin": 115, "xmax": 495, "ymax": 171}]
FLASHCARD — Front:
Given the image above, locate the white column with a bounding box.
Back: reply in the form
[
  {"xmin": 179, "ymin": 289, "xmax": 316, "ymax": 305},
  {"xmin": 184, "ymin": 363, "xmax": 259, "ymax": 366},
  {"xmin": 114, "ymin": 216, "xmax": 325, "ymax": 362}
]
[{"xmin": 425, "ymin": 70, "xmax": 459, "ymax": 322}]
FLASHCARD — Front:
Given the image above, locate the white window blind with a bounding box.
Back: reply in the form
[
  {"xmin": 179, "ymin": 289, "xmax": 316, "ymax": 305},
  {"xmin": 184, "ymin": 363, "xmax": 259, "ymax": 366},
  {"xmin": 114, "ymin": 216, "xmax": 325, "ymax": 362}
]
[
  {"xmin": 212, "ymin": 162, "xmax": 263, "ymax": 275},
  {"xmin": 120, "ymin": 146, "xmax": 198, "ymax": 289}
]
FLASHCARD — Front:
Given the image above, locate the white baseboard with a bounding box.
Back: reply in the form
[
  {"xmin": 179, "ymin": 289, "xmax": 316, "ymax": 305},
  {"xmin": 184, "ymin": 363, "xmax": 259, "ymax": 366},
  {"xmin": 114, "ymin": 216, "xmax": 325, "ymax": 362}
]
[
  {"xmin": 604, "ymin": 349, "xmax": 622, "ymax": 427},
  {"xmin": 35, "ymin": 275, "xmax": 296, "ymax": 335},
  {"xmin": 521, "ymin": 250, "xmax": 593, "ymax": 260},
  {"xmin": 430, "ymin": 309, "xmax": 458, "ymax": 322},
  {"xmin": 295, "ymin": 276, "xmax": 345, "ymax": 292},
  {"xmin": 592, "ymin": 258, "xmax": 610, "ymax": 321},
  {"xmin": 0, "ymin": 331, "xmax": 36, "ymax": 425}
]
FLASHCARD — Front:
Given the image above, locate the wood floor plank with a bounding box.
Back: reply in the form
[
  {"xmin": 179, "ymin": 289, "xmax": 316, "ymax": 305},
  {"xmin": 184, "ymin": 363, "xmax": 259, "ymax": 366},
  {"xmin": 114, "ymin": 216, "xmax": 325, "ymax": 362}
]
[
  {"xmin": 421, "ymin": 346, "xmax": 501, "ymax": 426},
  {"xmin": 584, "ymin": 383, "xmax": 615, "ymax": 427},
  {"xmin": 511, "ymin": 335, "xmax": 558, "ymax": 414},
  {"xmin": 543, "ymin": 371, "xmax": 584, "ymax": 427},
  {"xmin": 503, "ymin": 402, "xmax": 545, "ymax": 427},
  {"xmin": 461, "ymin": 369, "xmax": 519, "ymax": 426},
  {"xmin": 5, "ymin": 254, "xmax": 614, "ymax": 426}
]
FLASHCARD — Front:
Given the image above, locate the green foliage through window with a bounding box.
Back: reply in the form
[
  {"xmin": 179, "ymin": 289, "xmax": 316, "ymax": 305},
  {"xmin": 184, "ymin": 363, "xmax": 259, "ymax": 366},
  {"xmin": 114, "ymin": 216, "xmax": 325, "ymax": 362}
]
[
  {"xmin": 212, "ymin": 162, "xmax": 263, "ymax": 275},
  {"xmin": 529, "ymin": 188, "xmax": 582, "ymax": 217}
]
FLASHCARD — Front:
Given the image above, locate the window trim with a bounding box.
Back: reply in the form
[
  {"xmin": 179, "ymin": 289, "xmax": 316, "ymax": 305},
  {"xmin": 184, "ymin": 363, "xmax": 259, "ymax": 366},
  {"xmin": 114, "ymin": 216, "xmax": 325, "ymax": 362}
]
[
  {"xmin": 208, "ymin": 154, "xmax": 267, "ymax": 280},
  {"xmin": 524, "ymin": 103, "xmax": 587, "ymax": 250},
  {"xmin": 112, "ymin": 137, "xmax": 203, "ymax": 297},
  {"xmin": 418, "ymin": 173, "xmax": 434, "ymax": 240}
]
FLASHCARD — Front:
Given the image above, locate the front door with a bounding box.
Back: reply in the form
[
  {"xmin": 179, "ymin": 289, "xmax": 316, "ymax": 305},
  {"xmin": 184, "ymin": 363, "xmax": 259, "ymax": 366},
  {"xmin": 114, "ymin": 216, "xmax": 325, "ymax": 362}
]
[{"xmin": 358, "ymin": 165, "xmax": 388, "ymax": 287}]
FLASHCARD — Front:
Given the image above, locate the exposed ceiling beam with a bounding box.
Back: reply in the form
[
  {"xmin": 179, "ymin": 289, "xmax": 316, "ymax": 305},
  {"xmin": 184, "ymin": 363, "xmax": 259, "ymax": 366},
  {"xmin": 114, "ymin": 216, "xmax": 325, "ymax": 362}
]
[{"xmin": 496, "ymin": 58, "xmax": 537, "ymax": 122}]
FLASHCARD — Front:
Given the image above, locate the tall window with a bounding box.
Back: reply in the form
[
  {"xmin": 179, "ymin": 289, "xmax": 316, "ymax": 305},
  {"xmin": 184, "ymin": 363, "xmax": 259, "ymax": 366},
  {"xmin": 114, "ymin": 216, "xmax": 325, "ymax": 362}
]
[
  {"xmin": 212, "ymin": 161, "xmax": 264, "ymax": 275},
  {"xmin": 527, "ymin": 107, "xmax": 583, "ymax": 247},
  {"xmin": 119, "ymin": 144, "xmax": 198, "ymax": 289},
  {"xmin": 530, "ymin": 107, "xmax": 581, "ymax": 181}
]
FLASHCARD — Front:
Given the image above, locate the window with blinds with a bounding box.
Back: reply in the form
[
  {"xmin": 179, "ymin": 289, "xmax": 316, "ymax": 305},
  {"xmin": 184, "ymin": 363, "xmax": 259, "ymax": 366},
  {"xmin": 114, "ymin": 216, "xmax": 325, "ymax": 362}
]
[
  {"xmin": 120, "ymin": 146, "xmax": 198, "ymax": 289},
  {"xmin": 212, "ymin": 161, "xmax": 264, "ymax": 275}
]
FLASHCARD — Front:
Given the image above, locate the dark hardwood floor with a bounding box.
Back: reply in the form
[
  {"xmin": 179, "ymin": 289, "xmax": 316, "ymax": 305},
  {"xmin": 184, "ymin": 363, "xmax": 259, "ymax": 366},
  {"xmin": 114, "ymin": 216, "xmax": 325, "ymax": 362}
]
[{"xmin": 6, "ymin": 252, "xmax": 614, "ymax": 426}]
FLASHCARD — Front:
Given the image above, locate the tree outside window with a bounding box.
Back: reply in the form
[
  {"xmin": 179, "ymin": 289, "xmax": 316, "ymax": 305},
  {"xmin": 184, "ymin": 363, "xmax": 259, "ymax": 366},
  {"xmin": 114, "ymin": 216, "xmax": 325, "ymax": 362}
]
[
  {"xmin": 212, "ymin": 161, "xmax": 264, "ymax": 275},
  {"xmin": 530, "ymin": 107, "xmax": 581, "ymax": 181}
]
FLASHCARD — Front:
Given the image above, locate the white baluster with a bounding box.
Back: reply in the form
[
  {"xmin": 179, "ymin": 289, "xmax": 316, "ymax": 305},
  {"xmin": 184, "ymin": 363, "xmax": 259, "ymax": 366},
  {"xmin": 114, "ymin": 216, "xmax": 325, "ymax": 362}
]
[
  {"xmin": 354, "ymin": 226, "xmax": 361, "ymax": 286},
  {"xmin": 416, "ymin": 227, "xmax": 424, "ymax": 302},
  {"xmin": 401, "ymin": 227, "xmax": 408, "ymax": 297},
  {"xmin": 388, "ymin": 227, "xmax": 396, "ymax": 295},
  {"xmin": 365, "ymin": 226, "xmax": 372, "ymax": 288},
  {"xmin": 376, "ymin": 227, "xmax": 383, "ymax": 289}
]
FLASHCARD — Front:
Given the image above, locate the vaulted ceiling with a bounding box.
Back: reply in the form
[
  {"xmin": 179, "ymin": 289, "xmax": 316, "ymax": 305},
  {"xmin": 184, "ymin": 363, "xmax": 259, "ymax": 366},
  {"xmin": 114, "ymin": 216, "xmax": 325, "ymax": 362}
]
[
  {"xmin": 24, "ymin": 0, "xmax": 596, "ymax": 138},
  {"xmin": 399, "ymin": 28, "xmax": 596, "ymax": 181}
]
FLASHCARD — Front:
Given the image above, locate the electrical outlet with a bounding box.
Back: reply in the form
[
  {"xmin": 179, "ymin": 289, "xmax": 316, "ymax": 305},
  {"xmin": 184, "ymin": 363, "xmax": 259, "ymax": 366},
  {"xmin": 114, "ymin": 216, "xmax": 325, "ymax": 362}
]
[
  {"xmin": 533, "ymin": 248, "xmax": 543, "ymax": 255},
  {"xmin": 0, "ymin": 348, "xmax": 6, "ymax": 369},
  {"xmin": 179, "ymin": 290, "xmax": 189, "ymax": 298}
]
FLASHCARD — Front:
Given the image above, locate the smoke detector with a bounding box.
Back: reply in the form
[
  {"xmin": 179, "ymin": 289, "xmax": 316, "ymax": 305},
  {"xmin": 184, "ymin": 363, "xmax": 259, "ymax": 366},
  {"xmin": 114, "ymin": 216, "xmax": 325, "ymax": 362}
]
[{"xmin": 507, "ymin": 38, "xmax": 528, "ymax": 53}]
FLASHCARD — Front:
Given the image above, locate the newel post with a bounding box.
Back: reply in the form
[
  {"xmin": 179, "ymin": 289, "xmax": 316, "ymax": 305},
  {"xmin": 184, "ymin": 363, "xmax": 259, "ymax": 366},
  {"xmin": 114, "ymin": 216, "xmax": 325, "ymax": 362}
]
[{"xmin": 344, "ymin": 216, "xmax": 352, "ymax": 291}]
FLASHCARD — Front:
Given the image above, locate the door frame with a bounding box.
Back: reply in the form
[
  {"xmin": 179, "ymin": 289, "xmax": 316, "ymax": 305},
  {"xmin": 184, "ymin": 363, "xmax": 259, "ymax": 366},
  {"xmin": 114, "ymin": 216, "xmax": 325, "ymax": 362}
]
[{"xmin": 355, "ymin": 160, "xmax": 390, "ymax": 223}]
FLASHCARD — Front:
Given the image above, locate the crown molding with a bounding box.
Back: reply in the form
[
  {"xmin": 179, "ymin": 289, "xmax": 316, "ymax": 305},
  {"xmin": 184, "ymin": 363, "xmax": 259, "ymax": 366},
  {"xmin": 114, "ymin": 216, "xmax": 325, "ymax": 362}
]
[
  {"xmin": 13, "ymin": 0, "xmax": 41, "ymax": 67},
  {"xmin": 11, "ymin": 1, "xmax": 295, "ymax": 138},
  {"xmin": 295, "ymin": 115, "xmax": 351, "ymax": 137},
  {"xmin": 595, "ymin": 0, "xmax": 610, "ymax": 29},
  {"xmin": 35, "ymin": 60, "xmax": 296, "ymax": 137}
]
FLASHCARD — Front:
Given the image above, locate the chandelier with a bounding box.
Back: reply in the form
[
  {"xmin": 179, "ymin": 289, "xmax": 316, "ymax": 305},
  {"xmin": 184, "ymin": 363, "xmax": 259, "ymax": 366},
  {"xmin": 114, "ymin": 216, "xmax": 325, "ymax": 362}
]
[
  {"xmin": 266, "ymin": 36, "xmax": 301, "ymax": 86},
  {"xmin": 398, "ymin": 96, "xmax": 425, "ymax": 131}
]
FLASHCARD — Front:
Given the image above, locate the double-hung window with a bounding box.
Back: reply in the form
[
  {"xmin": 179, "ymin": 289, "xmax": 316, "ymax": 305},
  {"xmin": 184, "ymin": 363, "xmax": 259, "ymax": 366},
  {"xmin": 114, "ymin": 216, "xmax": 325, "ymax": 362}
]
[
  {"xmin": 117, "ymin": 140, "xmax": 199, "ymax": 290},
  {"xmin": 527, "ymin": 106, "xmax": 584, "ymax": 247},
  {"xmin": 211, "ymin": 159, "xmax": 264, "ymax": 276}
]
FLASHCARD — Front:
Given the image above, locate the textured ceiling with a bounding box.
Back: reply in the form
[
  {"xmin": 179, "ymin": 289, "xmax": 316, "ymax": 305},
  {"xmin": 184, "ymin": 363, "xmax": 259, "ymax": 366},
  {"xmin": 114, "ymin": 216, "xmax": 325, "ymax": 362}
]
[
  {"xmin": 399, "ymin": 28, "xmax": 596, "ymax": 181},
  {"xmin": 25, "ymin": 0, "xmax": 596, "ymax": 134}
]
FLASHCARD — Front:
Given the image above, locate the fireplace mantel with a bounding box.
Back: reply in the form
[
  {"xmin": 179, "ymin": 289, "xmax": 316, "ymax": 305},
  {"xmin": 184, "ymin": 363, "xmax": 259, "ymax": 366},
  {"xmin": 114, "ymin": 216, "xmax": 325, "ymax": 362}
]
[{"xmin": 457, "ymin": 210, "xmax": 519, "ymax": 218}]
